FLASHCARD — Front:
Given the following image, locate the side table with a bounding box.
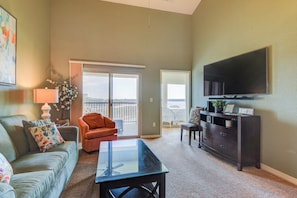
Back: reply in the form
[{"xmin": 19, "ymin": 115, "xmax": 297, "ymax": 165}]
[{"xmin": 55, "ymin": 119, "xmax": 70, "ymax": 127}]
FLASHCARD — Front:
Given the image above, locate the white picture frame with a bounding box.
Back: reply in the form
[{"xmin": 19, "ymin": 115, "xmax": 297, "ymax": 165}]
[{"xmin": 224, "ymin": 104, "xmax": 235, "ymax": 113}]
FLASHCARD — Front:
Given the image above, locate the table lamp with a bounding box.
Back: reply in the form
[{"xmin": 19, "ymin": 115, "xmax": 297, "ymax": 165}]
[{"xmin": 33, "ymin": 88, "xmax": 59, "ymax": 121}]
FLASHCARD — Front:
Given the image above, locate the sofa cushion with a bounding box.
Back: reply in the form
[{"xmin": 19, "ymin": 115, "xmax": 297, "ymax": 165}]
[
  {"xmin": 47, "ymin": 141, "xmax": 77, "ymax": 157},
  {"xmin": 0, "ymin": 115, "xmax": 29, "ymax": 157},
  {"xmin": 10, "ymin": 170, "xmax": 54, "ymax": 198},
  {"xmin": 22, "ymin": 120, "xmax": 51, "ymax": 152},
  {"xmin": 0, "ymin": 183, "xmax": 15, "ymax": 198},
  {"xmin": 85, "ymin": 128, "xmax": 117, "ymax": 139},
  {"xmin": 0, "ymin": 124, "xmax": 17, "ymax": 163},
  {"xmin": 11, "ymin": 151, "xmax": 68, "ymax": 177},
  {"xmin": 29, "ymin": 123, "xmax": 64, "ymax": 152},
  {"xmin": 83, "ymin": 113, "xmax": 105, "ymax": 129},
  {"xmin": 0, "ymin": 153, "xmax": 13, "ymax": 184}
]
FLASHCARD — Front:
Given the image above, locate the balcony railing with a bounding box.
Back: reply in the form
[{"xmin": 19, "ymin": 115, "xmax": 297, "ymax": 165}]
[{"xmin": 83, "ymin": 101, "xmax": 137, "ymax": 122}]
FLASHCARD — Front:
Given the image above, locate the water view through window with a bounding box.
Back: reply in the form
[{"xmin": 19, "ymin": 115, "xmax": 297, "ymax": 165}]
[
  {"xmin": 83, "ymin": 72, "xmax": 139, "ymax": 136},
  {"xmin": 167, "ymin": 84, "xmax": 186, "ymax": 109},
  {"xmin": 161, "ymin": 71, "xmax": 190, "ymax": 128}
]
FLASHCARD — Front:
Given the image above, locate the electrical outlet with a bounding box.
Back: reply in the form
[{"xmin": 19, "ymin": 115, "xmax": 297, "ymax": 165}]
[{"xmin": 153, "ymin": 122, "xmax": 156, "ymax": 127}]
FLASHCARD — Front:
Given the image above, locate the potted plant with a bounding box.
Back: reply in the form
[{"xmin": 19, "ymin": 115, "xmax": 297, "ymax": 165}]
[{"xmin": 211, "ymin": 100, "xmax": 226, "ymax": 113}]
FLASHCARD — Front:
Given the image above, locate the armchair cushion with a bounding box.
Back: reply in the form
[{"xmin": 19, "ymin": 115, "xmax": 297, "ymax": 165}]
[
  {"xmin": 85, "ymin": 128, "xmax": 118, "ymax": 139},
  {"xmin": 104, "ymin": 117, "xmax": 116, "ymax": 128},
  {"xmin": 82, "ymin": 113, "xmax": 105, "ymax": 129}
]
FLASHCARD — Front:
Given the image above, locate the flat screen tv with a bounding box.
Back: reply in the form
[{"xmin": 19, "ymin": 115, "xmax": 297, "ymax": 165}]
[{"xmin": 204, "ymin": 47, "xmax": 269, "ymax": 97}]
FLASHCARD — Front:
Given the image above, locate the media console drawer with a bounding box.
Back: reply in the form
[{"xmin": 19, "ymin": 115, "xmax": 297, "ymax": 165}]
[
  {"xmin": 200, "ymin": 111, "xmax": 260, "ymax": 171},
  {"xmin": 201, "ymin": 121, "xmax": 212, "ymax": 147}
]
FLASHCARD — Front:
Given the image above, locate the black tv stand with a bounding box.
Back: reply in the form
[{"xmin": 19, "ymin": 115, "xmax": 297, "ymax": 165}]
[{"xmin": 199, "ymin": 111, "xmax": 260, "ymax": 170}]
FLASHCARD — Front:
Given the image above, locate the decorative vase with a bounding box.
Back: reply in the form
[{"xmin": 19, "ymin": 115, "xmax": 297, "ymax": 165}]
[{"xmin": 215, "ymin": 106, "xmax": 223, "ymax": 113}]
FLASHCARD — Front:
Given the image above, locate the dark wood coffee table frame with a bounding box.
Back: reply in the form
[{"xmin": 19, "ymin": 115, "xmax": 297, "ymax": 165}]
[
  {"xmin": 99, "ymin": 173, "xmax": 166, "ymax": 197},
  {"xmin": 96, "ymin": 139, "xmax": 168, "ymax": 198}
]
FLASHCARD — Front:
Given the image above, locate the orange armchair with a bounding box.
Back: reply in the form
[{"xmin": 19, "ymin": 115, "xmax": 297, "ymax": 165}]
[{"xmin": 78, "ymin": 113, "xmax": 118, "ymax": 152}]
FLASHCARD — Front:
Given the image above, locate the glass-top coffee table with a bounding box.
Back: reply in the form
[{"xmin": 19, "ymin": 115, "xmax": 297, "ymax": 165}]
[{"xmin": 96, "ymin": 139, "xmax": 169, "ymax": 198}]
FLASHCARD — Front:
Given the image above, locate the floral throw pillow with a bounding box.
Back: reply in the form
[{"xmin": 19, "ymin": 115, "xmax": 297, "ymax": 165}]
[
  {"xmin": 0, "ymin": 153, "xmax": 13, "ymax": 184},
  {"xmin": 22, "ymin": 119, "xmax": 51, "ymax": 152},
  {"xmin": 30, "ymin": 123, "xmax": 65, "ymax": 152}
]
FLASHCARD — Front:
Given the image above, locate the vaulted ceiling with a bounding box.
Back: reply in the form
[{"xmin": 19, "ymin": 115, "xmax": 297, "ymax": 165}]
[{"xmin": 101, "ymin": 0, "xmax": 201, "ymax": 15}]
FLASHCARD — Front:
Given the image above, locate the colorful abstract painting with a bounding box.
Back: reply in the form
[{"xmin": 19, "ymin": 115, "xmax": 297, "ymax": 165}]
[{"xmin": 0, "ymin": 6, "xmax": 16, "ymax": 85}]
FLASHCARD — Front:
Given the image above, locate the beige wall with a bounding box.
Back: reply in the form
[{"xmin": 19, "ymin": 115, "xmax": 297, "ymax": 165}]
[
  {"xmin": 192, "ymin": 0, "xmax": 297, "ymax": 178},
  {"xmin": 0, "ymin": 0, "xmax": 50, "ymax": 119},
  {"xmin": 2, "ymin": 0, "xmax": 297, "ymax": 180},
  {"xmin": 50, "ymin": 0, "xmax": 192, "ymax": 135}
]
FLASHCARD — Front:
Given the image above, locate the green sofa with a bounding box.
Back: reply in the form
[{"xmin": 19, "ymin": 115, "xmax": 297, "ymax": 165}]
[{"xmin": 0, "ymin": 115, "xmax": 79, "ymax": 198}]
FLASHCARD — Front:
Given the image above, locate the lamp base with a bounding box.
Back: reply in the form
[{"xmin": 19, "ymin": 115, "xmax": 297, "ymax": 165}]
[{"xmin": 41, "ymin": 103, "xmax": 51, "ymax": 121}]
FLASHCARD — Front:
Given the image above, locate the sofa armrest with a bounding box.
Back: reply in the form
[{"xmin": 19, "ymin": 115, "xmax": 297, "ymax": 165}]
[
  {"xmin": 0, "ymin": 183, "xmax": 15, "ymax": 198},
  {"xmin": 58, "ymin": 126, "xmax": 79, "ymax": 142}
]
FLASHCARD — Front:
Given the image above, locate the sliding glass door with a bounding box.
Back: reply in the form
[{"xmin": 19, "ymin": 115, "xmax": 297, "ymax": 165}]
[
  {"xmin": 83, "ymin": 71, "xmax": 139, "ymax": 137},
  {"xmin": 111, "ymin": 73, "xmax": 139, "ymax": 137}
]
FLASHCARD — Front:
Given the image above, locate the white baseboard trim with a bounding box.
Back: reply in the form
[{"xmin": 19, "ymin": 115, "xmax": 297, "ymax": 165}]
[
  {"xmin": 261, "ymin": 163, "xmax": 297, "ymax": 186},
  {"xmin": 140, "ymin": 134, "xmax": 161, "ymax": 139}
]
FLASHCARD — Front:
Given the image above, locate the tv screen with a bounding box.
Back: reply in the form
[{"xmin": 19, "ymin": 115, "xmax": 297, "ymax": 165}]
[{"xmin": 204, "ymin": 47, "xmax": 269, "ymax": 96}]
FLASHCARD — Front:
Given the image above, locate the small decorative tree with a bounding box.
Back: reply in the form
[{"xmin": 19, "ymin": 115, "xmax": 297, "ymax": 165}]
[
  {"xmin": 45, "ymin": 69, "xmax": 78, "ymax": 120},
  {"xmin": 46, "ymin": 79, "xmax": 78, "ymax": 119},
  {"xmin": 211, "ymin": 100, "xmax": 226, "ymax": 113}
]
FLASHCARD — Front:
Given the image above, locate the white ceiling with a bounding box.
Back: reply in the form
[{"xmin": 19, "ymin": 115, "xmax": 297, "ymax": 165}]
[{"xmin": 101, "ymin": 0, "xmax": 201, "ymax": 15}]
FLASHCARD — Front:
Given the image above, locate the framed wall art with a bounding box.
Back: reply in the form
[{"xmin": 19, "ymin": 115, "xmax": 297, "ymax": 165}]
[{"xmin": 0, "ymin": 6, "xmax": 17, "ymax": 85}]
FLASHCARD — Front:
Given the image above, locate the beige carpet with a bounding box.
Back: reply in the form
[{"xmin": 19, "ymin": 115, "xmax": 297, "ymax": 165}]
[{"xmin": 60, "ymin": 129, "xmax": 297, "ymax": 198}]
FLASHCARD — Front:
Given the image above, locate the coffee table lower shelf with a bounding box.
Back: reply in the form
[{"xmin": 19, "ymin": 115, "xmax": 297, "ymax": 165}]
[
  {"xmin": 100, "ymin": 173, "xmax": 165, "ymax": 198},
  {"xmin": 102, "ymin": 177, "xmax": 165, "ymax": 198},
  {"xmin": 106, "ymin": 182, "xmax": 160, "ymax": 197}
]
